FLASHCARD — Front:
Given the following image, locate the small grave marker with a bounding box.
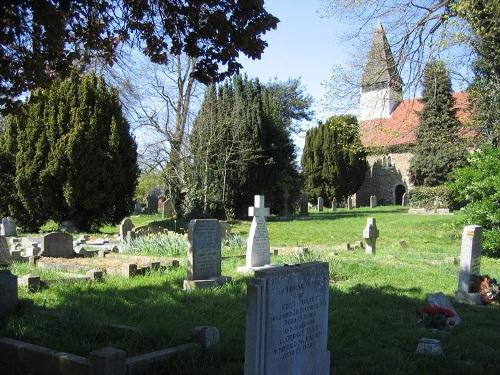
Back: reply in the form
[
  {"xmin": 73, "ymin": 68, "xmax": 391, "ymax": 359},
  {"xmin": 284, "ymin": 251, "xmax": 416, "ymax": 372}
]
[
  {"xmin": 455, "ymin": 225, "xmax": 483, "ymax": 305},
  {"xmin": 363, "ymin": 218, "xmax": 379, "ymax": 255},
  {"xmin": 370, "ymin": 195, "xmax": 377, "ymax": 208}
]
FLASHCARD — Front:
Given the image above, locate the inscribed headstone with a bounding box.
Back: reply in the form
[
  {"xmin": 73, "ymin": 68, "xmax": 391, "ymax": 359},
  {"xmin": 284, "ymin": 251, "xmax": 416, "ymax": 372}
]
[
  {"xmin": 370, "ymin": 195, "xmax": 377, "ymax": 208},
  {"xmin": 244, "ymin": 262, "xmax": 330, "ymax": 375},
  {"xmin": 317, "ymin": 197, "xmax": 324, "ymax": 212},
  {"xmin": 187, "ymin": 219, "xmax": 222, "ymax": 280},
  {"xmin": 41, "ymin": 232, "xmax": 74, "ymax": 257},
  {"xmin": 119, "ymin": 218, "xmax": 134, "ymax": 242},
  {"xmin": 456, "ymin": 225, "xmax": 483, "ymax": 304},
  {"xmin": 0, "ymin": 269, "xmax": 18, "ymax": 316},
  {"xmin": 363, "ymin": 218, "xmax": 379, "ymax": 255},
  {"xmin": 243, "ymin": 195, "xmax": 270, "ymax": 270}
]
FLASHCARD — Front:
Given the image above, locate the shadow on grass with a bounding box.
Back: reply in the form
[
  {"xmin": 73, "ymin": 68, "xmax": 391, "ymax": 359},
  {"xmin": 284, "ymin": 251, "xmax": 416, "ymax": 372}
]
[{"xmin": 1, "ymin": 277, "xmax": 499, "ymax": 375}]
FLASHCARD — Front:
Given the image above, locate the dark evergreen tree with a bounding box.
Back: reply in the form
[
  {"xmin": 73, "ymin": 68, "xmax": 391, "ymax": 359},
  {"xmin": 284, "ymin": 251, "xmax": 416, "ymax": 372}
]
[
  {"xmin": 410, "ymin": 60, "xmax": 466, "ymax": 186},
  {"xmin": 7, "ymin": 73, "xmax": 138, "ymax": 231},
  {"xmin": 301, "ymin": 115, "xmax": 367, "ymax": 202}
]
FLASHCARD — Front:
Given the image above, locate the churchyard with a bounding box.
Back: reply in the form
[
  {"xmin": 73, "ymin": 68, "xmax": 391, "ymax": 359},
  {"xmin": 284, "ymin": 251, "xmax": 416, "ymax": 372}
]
[{"xmin": 1, "ymin": 206, "xmax": 500, "ymax": 374}]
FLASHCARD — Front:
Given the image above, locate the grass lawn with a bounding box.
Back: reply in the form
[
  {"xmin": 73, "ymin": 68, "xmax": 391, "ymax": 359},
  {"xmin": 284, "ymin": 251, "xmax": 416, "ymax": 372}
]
[{"xmin": 1, "ymin": 207, "xmax": 499, "ymax": 374}]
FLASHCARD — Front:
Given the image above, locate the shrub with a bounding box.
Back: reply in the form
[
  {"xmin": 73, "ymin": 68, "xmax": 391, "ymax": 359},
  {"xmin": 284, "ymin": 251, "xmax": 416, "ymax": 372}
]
[
  {"xmin": 449, "ymin": 148, "xmax": 500, "ymax": 257},
  {"xmin": 409, "ymin": 186, "xmax": 452, "ymax": 209}
]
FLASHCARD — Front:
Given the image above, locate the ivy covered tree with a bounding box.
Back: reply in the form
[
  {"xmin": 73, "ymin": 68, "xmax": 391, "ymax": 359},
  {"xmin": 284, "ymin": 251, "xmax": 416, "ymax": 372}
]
[
  {"xmin": 301, "ymin": 115, "xmax": 367, "ymax": 202},
  {"xmin": 2, "ymin": 73, "xmax": 138, "ymax": 231},
  {"xmin": 409, "ymin": 60, "xmax": 466, "ymax": 186},
  {"xmin": 186, "ymin": 76, "xmax": 309, "ymax": 219}
]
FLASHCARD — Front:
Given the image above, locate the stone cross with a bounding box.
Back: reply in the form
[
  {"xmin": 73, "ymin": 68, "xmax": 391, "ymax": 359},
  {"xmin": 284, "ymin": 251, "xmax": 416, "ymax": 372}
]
[
  {"xmin": 244, "ymin": 195, "xmax": 270, "ymax": 269},
  {"xmin": 331, "ymin": 197, "xmax": 337, "ymax": 211},
  {"xmin": 455, "ymin": 225, "xmax": 483, "ymax": 304},
  {"xmin": 347, "ymin": 196, "xmax": 353, "ymax": 210},
  {"xmin": 317, "ymin": 197, "xmax": 324, "ymax": 212},
  {"xmin": 363, "ymin": 218, "xmax": 379, "ymax": 255},
  {"xmin": 299, "ymin": 193, "xmax": 308, "ymax": 216},
  {"xmin": 244, "ymin": 262, "xmax": 330, "ymax": 375},
  {"xmin": 370, "ymin": 195, "xmax": 377, "ymax": 208}
]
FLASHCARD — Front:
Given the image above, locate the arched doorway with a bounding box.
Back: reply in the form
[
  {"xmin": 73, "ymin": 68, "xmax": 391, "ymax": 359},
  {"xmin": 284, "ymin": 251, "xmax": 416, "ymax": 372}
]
[{"xmin": 394, "ymin": 184, "xmax": 406, "ymax": 205}]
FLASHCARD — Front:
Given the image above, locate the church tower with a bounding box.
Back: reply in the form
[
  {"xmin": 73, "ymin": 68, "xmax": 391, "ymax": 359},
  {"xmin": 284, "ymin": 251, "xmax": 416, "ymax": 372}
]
[{"xmin": 359, "ymin": 23, "xmax": 403, "ymax": 121}]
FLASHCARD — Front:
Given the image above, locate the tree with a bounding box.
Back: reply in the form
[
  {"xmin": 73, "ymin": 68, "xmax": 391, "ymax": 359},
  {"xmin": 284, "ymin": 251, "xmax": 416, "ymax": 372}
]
[
  {"xmin": 3, "ymin": 73, "xmax": 138, "ymax": 231},
  {"xmin": 449, "ymin": 148, "xmax": 500, "ymax": 257},
  {"xmin": 301, "ymin": 115, "xmax": 367, "ymax": 202},
  {"xmin": 409, "ymin": 60, "xmax": 466, "ymax": 186},
  {"xmin": 0, "ymin": 0, "xmax": 279, "ymax": 113}
]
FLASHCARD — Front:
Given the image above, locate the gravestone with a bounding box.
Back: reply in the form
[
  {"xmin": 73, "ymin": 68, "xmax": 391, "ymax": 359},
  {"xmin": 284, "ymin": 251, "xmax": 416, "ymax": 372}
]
[
  {"xmin": 402, "ymin": 192, "xmax": 409, "ymax": 207},
  {"xmin": 146, "ymin": 193, "xmax": 159, "ymax": 214},
  {"xmin": 370, "ymin": 195, "xmax": 377, "ymax": 208},
  {"xmin": 244, "ymin": 262, "xmax": 330, "ymax": 375},
  {"xmin": 238, "ymin": 196, "xmax": 272, "ymax": 273},
  {"xmin": 455, "ymin": 225, "xmax": 483, "ymax": 305},
  {"xmin": 1, "ymin": 217, "xmax": 16, "ymax": 237},
  {"xmin": 317, "ymin": 197, "xmax": 324, "ymax": 212},
  {"xmin": 119, "ymin": 218, "xmax": 134, "ymax": 242},
  {"xmin": 162, "ymin": 198, "xmax": 175, "ymax": 219},
  {"xmin": 299, "ymin": 194, "xmax": 308, "ymax": 216},
  {"xmin": 0, "ymin": 236, "xmax": 10, "ymax": 265},
  {"xmin": 331, "ymin": 197, "xmax": 337, "ymax": 211},
  {"xmin": 363, "ymin": 218, "xmax": 379, "ymax": 255},
  {"xmin": 41, "ymin": 232, "xmax": 74, "ymax": 258},
  {"xmin": 347, "ymin": 196, "xmax": 353, "ymax": 210},
  {"xmin": 183, "ymin": 219, "xmax": 231, "ymax": 290},
  {"xmin": 0, "ymin": 269, "xmax": 18, "ymax": 316},
  {"xmin": 133, "ymin": 201, "xmax": 142, "ymax": 215}
]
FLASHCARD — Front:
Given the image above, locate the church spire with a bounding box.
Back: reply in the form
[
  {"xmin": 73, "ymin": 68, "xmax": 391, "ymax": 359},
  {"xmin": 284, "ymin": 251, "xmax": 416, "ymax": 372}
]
[{"xmin": 361, "ymin": 23, "xmax": 402, "ymax": 91}]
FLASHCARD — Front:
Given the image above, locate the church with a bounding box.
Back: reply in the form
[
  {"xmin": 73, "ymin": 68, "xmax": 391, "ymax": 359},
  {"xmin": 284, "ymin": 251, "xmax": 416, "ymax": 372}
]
[{"xmin": 352, "ymin": 24, "xmax": 470, "ymax": 206}]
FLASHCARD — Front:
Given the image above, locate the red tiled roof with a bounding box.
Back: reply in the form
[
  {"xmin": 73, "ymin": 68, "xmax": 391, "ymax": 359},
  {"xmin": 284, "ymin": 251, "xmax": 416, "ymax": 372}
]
[{"xmin": 360, "ymin": 91, "xmax": 473, "ymax": 148}]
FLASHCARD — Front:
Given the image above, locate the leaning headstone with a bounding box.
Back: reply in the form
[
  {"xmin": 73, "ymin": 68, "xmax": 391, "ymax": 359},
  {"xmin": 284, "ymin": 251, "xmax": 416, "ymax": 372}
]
[
  {"xmin": 317, "ymin": 197, "xmax": 324, "ymax": 212},
  {"xmin": 347, "ymin": 196, "xmax": 353, "ymax": 210},
  {"xmin": 119, "ymin": 218, "xmax": 134, "ymax": 242},
  {"xmin": 41, "ymin": 232, "xmax": 74, "ymax": 258},
  {"xmin": 402, "ymin": 192, "xmax": 409, "ymax": 207},
  {"xmin": 1, "ymin": 217, "xmax": 17, "ymax": 237},
  {"xmin": 183, "ymin": 219, "xmax": 231, "ymax": 290},
  {"xmin": 455, "ymin": 225, "xmax": 483, "ymax": 305},
  {"xmin": 0, "ymin": 269, "xmax": 18, "ymax": 316},
  {"xmin": 299, "ymin": 193, "xmax": 308, "ymax": 216},
  {"xmin": 363, "ymin": 218, "xmax": 379, "ymax": 255},
  {"xmin": 146, "ymin": 193, "xmax": 159, "ymax": 214},
  {"xmin": 238, "ymin": 196, "xmax": 272, "ymax": 273},
  {"xmin": 244, "ymin": 262, "xmax": 330, "ymax": 375},
  {"xmin": 370, "ymin": 195, "xmax": 377, "ymax": 208},
  {"xmin": 331, "ymin": 197, "xmax": 337, "ymax": 211}
]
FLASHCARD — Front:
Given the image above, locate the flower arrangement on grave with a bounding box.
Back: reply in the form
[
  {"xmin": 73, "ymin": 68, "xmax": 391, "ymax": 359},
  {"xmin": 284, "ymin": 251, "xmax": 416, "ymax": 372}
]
[
  {"xmin": 416, "ymin": 306, "xmax": 456, "ymax": 330},
  {"xmin": 472, "ymin": 275, "xmax": 499, "ymax": 305}
]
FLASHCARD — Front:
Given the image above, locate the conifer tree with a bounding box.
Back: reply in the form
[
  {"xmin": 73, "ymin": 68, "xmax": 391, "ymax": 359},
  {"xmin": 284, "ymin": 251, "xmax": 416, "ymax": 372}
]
[
  {"xmin": 301, "ymin": 115, "xmax": 367, "ymax": 202},
  {"xmin": 410, "ymin": 60, "xmax": 466, "ymax": 186}
]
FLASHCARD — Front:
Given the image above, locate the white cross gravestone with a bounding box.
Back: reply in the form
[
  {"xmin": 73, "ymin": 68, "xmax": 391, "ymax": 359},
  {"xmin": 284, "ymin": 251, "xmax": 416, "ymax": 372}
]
[
  {"xmin": 347, "ymin": 196, "xmax": 353, "ymax": 210},
  {"xmin": 455, "ymin": 225, "xmax": 483, "ymax": 305},
  {"xmin": 244, "ymin": 262, "xmax": 331, "ymax": 375},
  {"xmin": 238, "ymin": 195, "xmax": 273, "ymax": 273},
  {"xmin": 317, "ymin": 197, "xmax": 324, "ymax": 212},
  {"xmin": 370, "ymin": 195, "xmax": 377, "ymax": 208},
  {"xmin": 363, "ymin": 218, "xmax": 379, "ymax": 255}
]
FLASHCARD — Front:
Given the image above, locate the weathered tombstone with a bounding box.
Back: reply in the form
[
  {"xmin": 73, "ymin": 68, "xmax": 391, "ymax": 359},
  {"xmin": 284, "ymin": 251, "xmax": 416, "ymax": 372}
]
[
  {"xmin": 331, "ymin": 197, "xmax": 337, "ymax": 211},
  {"xmin": 146, "ymin": 193, "xmax": 159, "ymax": 214},
  {"xmin": 347, "ymin": 196, "xmax": 353, "ymax": 210},
  {"xmin": 317, "ymin": 197, "xmax": 324, "ymax": 212},
  {"xmin": 244, "ymin": 262, "xmax": 330, "ymax": 375},
  {"xmin": 41, "ymin": 232, "xmax": 74, "ymax": 258},
  {"xmin": 183, "ymin": 219, "xmax": 231, "ymax": 290},
  {"xmin": 238, "ymin": 196, "xmax": 271, "ymax": 273},
  {"xmin": 299, "ymin": 193, "xmax": 308, "ymax": 216},
  {"xmin": 0, "ymin": 269, "xmax": 18, "ymax": 316},
  {"xmin": 370, "ymin": 195, "xmax": 377, "ymax": 208},
  {"xmin": 283, "ymin": 191, "xmax": 290, "ymax": 217},
  {"xmin": 119, "ymin": 218, "xmax": 134, "ymax": 242},
  {"xmin": 162, "ymin": 198, "xmax": 175, "ymax": 219},
  {"xmin": 1, "ymin": 217, "xmax": 16, "ymax": 237},
  {"xmin": 455, "ymin": 225, "xmax": 483, "ymax": 305},
  {"xmin": 402, "ymin": 192, "xmax": 409, "ymax": 207},
  {"xmin": 363, "ymin": 218, "xmax": 379, "ymax": 255},
  {"xmin": 133, "ymin": 201, "xmax": 142, "ymax": 215}
]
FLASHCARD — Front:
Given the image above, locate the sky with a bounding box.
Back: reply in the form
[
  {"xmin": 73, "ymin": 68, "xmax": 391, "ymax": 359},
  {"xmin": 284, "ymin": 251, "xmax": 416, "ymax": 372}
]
[{"xmin": 237, "ymin": 0, "xmax": 354, "ymax": 152}]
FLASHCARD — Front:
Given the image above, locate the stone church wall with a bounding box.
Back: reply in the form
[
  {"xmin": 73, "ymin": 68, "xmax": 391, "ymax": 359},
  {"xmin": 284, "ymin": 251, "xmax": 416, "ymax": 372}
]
[{"xmin": 354, "ymin": 152, "xmax": 413, "ymax": 206}]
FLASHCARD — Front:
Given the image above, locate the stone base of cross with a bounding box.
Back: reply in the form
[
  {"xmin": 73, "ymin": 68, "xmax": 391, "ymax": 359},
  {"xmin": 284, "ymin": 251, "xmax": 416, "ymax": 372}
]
[{"xmin": 363, "ymin": 217, "xmax": 379, "ymax": 255}]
